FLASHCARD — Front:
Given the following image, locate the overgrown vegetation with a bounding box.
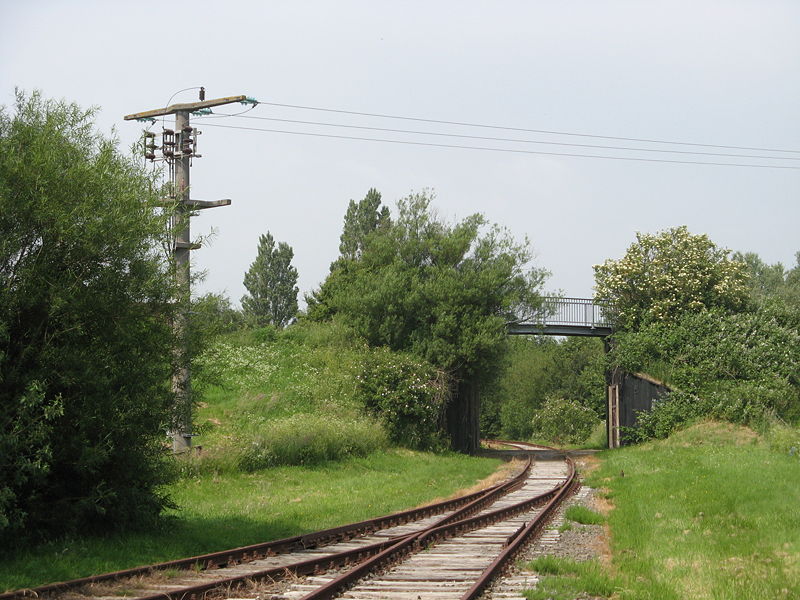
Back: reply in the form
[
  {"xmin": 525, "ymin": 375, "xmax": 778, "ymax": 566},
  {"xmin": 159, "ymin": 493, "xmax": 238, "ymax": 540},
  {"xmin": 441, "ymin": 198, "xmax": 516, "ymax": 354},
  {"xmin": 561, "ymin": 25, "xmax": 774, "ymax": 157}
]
[
  {"xmin": 530, "ymin": 396, "xmax": 601, "ymax": 445},
  {"xmin": 597, "ymin": 226, "xmax": 799, "ymax": 443},
  {"xmin": 0, "ymin": 91, "xmax": 176, "ymax": 540},
  {"xmin": 481, "ymin": 336, "xmax": 605, "ymax": 443},
  {"xmin": 307, "ymin": 190, "xmax": 547, "ymax": 451},
  {"xmin": 354, "ymin": 348, "xmax": 449, "ymax": 450},
  {"xmin": 189, "ymin": 320, "xmax": 449, "ymax": 473}
]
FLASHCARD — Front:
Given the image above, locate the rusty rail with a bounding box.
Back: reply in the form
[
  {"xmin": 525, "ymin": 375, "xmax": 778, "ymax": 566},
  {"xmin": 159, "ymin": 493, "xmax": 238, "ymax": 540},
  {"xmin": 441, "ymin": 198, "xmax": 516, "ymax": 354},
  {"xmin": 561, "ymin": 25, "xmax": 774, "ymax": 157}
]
[
  {"xmin": 1, "ymin": 456, "xmax": 533, "ymax": 600},
  {"xmin": 298, "ymin": 454, "xmax": 576, "ymax": 600}
]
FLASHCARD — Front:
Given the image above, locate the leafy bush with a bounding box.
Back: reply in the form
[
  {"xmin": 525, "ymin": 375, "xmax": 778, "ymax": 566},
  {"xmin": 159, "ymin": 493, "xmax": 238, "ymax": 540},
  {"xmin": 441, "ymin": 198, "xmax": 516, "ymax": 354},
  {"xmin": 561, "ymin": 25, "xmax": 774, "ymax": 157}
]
[
  {"xmin": 252, "ymin": 324, "xmax": 279, "ymax": 344},
  {"xmin": 237, "ymin": 413, "xmax": 387, "ymax": 471},
  {"xmin": 623, "ymin": 391, "xmax": 703, "ymax": 443},
  {"xmin": 354, "ymin": 348, "xmax": 449, "ymax": 450},
  {"xmin": 0, "ymin": 92, "xmax": 176, "ymax": 540},
  {"xmin": 530, "ymin": 396, "xmax": 600, "ymax": 445},
  {"xmin": 609, "ymin": 304, "xmax": 800, "ymax": 442}
]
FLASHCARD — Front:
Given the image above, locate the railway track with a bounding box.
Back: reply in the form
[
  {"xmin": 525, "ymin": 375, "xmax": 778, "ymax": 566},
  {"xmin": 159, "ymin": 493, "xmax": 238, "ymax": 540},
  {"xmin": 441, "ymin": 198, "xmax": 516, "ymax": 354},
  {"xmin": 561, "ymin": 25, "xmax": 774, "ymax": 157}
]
[{"xmin": 3, "ymin": 442, "xmax": 577, "ymax": 600}]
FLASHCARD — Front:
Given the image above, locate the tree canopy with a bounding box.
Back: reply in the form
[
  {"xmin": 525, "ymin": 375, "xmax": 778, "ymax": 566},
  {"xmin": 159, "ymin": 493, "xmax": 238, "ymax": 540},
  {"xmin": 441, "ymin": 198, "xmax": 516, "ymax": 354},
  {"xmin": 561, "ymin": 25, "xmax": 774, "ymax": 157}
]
[
  {"xmin": 307, "ymin": 190, "xmax": 547, "ymax": 451},
  {"xmin": 242, "ymin": 232, "xmax": 299, "ymax": 327},
  {"xmin": 0, "ymin": 91, "xmax": 177, "ymax": 539},
  {"xmin": 337, "ymin": 187, "xmax": 390, "ymax": 263},
  {"xmin": 594, "ymin": 225, "xmax": 749, "ymax": 330}
]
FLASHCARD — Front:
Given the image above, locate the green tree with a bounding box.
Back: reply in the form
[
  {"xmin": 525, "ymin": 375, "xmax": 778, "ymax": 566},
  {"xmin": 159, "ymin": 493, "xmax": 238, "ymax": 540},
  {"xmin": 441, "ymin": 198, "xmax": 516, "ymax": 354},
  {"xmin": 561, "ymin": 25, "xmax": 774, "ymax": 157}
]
[
  {"xmin": 733, "ymin": 251, "xmax": 787, "ymax": 302},
  {"xmin": 242, "ymin": 232, "xmax": 298, "ymax": 327},
  {"xmin": 594, "ymin": 225, "xmax": 749, "ymax": 330},
  {"xmin": 337, "ymin": 188, "xmax": 390, "ymax": 263},
  {"xmin": 0, "ymin": 91, "xmax": 177, "ymax": 539},
  {"xmin": 309, "ymin": 191, "xmax": 546, "ymax": 452}
]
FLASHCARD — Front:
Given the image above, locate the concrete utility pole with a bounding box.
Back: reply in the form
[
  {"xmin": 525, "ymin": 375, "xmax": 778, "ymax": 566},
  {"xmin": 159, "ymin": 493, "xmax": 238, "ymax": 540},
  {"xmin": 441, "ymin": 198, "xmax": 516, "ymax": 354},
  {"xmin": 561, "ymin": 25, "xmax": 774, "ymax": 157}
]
[{"xmin": 125, "ymin": 90, "xmax": 252, "ymax": 452}]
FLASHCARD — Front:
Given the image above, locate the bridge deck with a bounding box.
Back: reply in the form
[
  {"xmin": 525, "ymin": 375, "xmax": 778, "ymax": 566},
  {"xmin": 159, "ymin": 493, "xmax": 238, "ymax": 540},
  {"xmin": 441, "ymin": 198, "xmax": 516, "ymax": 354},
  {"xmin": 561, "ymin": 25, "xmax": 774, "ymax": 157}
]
[{"xmin": 507, "ymin": 323, "xmax": 613, "ymax": 337}]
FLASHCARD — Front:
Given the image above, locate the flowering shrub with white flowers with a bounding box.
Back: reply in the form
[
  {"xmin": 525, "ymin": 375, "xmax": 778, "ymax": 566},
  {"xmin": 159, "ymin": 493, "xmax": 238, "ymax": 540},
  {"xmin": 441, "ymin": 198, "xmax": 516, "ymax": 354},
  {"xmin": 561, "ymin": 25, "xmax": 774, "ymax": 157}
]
[
  {"xmin": 594, "ymin": 226, "xmax": 749, "ymax": 331},
  {"xmin": 354, "ymin": 348, "xmax": 449, "ymax": 450}
]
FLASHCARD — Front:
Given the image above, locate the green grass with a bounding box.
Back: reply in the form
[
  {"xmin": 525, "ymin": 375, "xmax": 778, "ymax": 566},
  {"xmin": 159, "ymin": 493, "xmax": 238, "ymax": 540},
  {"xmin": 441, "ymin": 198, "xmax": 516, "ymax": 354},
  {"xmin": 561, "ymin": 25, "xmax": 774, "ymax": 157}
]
[
  {"xmin": 0, "ymin": 449, "xmax": 501, "ymax": 591},
  {"xmin": 522, "ymin": 557, "xmax": 619, "ymax": 600},
  {"xmin": 564, "ymin": 504, "xmax": 605, "ymax": 525},
  {"xmin": 586, "ymin": 421, "xmax": 800, "ymax": 599}
]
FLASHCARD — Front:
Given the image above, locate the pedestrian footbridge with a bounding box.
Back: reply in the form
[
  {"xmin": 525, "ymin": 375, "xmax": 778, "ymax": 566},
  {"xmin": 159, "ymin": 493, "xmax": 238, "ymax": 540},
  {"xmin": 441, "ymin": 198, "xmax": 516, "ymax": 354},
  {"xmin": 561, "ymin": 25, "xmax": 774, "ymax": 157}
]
[{"xmin": 508, "ymin": 297, "xmax": 613, "ymax": 337}]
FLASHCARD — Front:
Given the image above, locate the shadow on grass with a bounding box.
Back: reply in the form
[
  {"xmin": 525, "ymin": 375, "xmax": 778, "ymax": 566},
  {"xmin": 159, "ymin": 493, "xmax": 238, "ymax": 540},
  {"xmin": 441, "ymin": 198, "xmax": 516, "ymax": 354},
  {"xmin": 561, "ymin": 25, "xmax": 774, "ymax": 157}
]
[{"xmin": 0, "ymin": 514, "xmax": 310, "ymax": 592}]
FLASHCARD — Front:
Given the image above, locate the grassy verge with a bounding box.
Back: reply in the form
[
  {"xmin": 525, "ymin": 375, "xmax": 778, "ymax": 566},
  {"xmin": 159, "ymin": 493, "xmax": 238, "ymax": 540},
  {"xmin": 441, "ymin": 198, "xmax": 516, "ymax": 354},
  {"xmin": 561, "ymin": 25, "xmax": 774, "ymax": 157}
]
[
  {"xmin": 581, "ymin": 421, "xmax": 800, "ymax": 599},
  {"xmin": 0, "ymin": 449, "xmax": 501, "ymax": 591},
  {"xmin": 523, "ymin": 557, "xmax": 619, "ymax": 600}
]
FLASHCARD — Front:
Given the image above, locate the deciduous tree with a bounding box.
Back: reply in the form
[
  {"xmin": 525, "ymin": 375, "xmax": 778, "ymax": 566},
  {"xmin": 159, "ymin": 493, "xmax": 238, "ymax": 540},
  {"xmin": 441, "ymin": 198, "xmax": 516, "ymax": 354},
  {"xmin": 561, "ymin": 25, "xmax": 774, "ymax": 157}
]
[
  {"xmin": 242, "ymin": 232, "xmax": 299, "ymax": 327},
  {"xmin": 308, "ymin": 191, "xmax": 546, "ymax": 452},
  {"xmin": 0, "ymin": 91, "xmax": 177, "ymax": 539},
  {"xmin": 337, "ymin": 188, "xmax": 390, "ymax": 263}
]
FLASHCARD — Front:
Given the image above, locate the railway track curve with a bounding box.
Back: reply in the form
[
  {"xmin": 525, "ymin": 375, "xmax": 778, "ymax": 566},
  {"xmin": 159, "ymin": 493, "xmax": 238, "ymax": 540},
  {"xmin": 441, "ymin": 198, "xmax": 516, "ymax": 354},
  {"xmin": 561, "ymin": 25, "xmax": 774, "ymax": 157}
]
[{"xmin": 2, "ymin": 442, "xmax": 578, "ymax": 600}]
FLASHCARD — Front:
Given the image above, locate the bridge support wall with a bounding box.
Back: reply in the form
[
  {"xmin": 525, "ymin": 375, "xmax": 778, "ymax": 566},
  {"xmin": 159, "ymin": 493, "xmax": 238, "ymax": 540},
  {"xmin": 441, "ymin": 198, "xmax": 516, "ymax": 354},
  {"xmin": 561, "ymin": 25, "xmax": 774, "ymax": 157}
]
[
  {"xmin": 607, "ymin": 370, "xmax": 670, "ymax": 447},
  {"xmin": 447, "ymin": 379, "xmax": 480, "ymax": 454}
]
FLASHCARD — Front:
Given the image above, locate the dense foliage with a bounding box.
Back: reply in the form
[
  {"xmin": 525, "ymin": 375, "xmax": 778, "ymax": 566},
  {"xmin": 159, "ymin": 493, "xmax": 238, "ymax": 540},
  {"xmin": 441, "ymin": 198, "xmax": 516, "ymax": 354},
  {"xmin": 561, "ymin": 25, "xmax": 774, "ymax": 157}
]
[
  {"xmin": 597, "ymin": 226, "xmax": 800, "ymax": 442},
  {"xmin": 529, "ymin": 396, "xmax": 600, "ymax": 445},
  {"xmin": 611, "ymin": 305, "xmax": 800, "ymax": 441},
  {"xmin": 307, "ymin": 191, "xmax": 546, "ymax": 451},
  {"xmin": 242, "ymin": 231, "xmax": 298, "ymax": 327},
  {"xmin": 354, "ymin": 348, "xmax": 448, "ymax": 450},
  {"xmin": 594, "ymin": 225, "xmax": 749, "ymax": 330},
  {"xmin": 0, "ymin": 92, "xmax": 176, "ymax": 539},
  {"xmin": 481, "ymin": 337, "xmax": 605, "ymax": 440}
]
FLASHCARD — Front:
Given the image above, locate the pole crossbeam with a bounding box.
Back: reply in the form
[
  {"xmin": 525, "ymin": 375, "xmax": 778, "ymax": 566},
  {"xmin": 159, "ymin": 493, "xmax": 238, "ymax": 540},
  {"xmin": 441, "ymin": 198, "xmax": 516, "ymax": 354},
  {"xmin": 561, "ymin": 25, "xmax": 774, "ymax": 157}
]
[{"xmin": 123, "ymin": 95, "xmax": 247, "ymax": 121}]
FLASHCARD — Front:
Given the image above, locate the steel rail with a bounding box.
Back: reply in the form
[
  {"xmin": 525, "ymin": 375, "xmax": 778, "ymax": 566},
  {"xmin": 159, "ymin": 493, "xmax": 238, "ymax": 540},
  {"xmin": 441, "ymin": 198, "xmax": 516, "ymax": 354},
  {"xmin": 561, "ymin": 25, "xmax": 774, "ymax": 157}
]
[
  {"xmin": 127, "ymin": 458, "xmax": 534, "ymax": 600},
  {"xmin": 1, "ymin": 457, "xmax": 533, "ymax": 600},
  {"xmin": 297, "ymin": 455, "xmax": 576, "ymax": 600},
  {"xmin": 461, "ymin": 459, "xmax": 579, "ymax": 599}
]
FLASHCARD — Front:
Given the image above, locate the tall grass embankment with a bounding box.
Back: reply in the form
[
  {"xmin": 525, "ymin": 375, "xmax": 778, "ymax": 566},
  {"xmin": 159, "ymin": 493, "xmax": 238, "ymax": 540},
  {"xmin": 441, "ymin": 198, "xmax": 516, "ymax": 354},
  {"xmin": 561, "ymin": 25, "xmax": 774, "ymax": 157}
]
[{"xmin": 580, "ymin": 421, "xmax": 800, "ymax": 600}]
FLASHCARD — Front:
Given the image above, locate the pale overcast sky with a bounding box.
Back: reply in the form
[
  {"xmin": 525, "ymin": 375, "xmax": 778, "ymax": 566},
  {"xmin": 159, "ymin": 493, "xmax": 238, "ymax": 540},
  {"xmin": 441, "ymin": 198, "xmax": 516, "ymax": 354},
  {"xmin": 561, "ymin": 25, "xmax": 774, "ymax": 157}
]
[{"xmin": 2, "ymin": 1, "xmax": 798, "ymax": 304}]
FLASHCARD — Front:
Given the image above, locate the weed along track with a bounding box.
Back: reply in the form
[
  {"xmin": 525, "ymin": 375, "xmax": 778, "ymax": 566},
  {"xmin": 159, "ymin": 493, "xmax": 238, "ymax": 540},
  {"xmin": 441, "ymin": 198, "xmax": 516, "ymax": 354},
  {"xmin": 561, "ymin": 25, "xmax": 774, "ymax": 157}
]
[{"xmin": 2, "ymin": 444, "xmax": 576, "ymax": 600}]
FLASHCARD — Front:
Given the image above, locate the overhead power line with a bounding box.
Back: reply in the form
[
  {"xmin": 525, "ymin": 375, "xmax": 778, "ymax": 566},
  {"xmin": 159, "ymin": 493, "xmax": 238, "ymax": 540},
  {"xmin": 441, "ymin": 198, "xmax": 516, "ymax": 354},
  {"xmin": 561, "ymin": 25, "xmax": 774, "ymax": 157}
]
[
  {"xmin": 252, "ymin": 100, "xmax": 800, "ymax": 155},
  {"xmin": 202, "ymin": 113, "xmax": 799, "ymax": 162},
  {"xmin": 198, "ymin": 122, "xmax": 800, "ymax": 170}
]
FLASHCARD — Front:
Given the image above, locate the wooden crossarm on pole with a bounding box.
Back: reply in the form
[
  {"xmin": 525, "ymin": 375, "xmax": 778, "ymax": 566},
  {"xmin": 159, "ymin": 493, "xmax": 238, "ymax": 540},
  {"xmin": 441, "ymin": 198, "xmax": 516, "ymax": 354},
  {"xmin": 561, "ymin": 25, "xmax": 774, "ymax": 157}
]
[
  {"xmin": 123, "ymin": 95, "xmax": 247, "ymax": 121},
  {"xmin": 155, "ymin": 198, "xmax": 232, "ymax": 209}
]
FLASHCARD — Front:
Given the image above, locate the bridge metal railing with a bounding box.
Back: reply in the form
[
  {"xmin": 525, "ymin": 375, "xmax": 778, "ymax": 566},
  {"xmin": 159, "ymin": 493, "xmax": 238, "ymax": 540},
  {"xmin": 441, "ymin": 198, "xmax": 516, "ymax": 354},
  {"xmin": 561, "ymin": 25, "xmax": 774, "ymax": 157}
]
[{"xmin": 531, "ymin": 297, "xmax": 612, "ymax": 329}]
